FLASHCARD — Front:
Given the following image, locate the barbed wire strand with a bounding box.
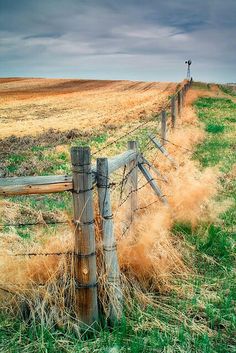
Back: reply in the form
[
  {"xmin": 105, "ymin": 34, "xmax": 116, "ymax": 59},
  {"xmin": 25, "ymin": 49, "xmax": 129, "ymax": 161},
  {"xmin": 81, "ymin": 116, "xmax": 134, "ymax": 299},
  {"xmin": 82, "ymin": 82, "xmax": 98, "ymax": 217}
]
[
  {"xmin": 91, "ymin": 82, "xmax": 188, "ymax": 156},
  {"xmin": 0, "ymin": 83, "xmax": 192, "ymax": 241},
  {"xmin": 0, "ymin": 220, "xmax": 69, "ymax": 228}
]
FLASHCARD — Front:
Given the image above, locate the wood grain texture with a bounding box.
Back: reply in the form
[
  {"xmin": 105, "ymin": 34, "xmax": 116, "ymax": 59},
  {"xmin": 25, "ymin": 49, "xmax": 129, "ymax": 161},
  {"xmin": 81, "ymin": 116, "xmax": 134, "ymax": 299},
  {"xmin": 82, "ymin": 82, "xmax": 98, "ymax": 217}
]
[
  {"xmin": 0, "ymin": 151, "xmax": 137, "ymax": 196},
  {"xmin": 97, "ymin": 157, "xmax": 123, "ymax": 323},
  {"xmin": 0, "ymin": 175, "xmax": 72, "ymax": 195},
  {"xmin": 71, "ymin": 146, "xmax": 98, "ymax": 327}
]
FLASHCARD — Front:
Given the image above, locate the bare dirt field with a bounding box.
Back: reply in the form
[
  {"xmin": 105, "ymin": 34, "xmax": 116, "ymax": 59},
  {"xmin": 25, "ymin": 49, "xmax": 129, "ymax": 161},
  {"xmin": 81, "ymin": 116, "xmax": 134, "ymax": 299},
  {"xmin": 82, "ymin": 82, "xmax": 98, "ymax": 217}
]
[{"xmin": 0, "ymin": 78, "xmax": 177, "ymax": 139}]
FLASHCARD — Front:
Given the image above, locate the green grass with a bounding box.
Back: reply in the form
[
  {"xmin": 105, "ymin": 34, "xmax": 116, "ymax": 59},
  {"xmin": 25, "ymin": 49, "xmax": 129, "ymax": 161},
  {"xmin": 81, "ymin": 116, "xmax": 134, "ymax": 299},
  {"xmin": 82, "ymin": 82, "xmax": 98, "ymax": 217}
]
[
  {"xmin": 192, "ymin": 82, "xmax": 211, "ymax": 90},
  {"xmin": 219, "ymin": 84, "xmax": 236, "ymax": 97},
  {"xmin": 1, "ymin": 116, "xmax": 161, "ymax": 220},
  {"xmin": 1, "ymin": 94, "xmax": 236, "ymax": 352}
]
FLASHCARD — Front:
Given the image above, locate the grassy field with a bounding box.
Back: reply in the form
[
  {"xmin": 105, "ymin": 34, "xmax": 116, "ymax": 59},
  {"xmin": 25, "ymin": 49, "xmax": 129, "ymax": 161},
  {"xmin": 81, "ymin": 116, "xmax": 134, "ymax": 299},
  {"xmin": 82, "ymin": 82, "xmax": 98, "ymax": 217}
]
[{"xmin": 0, "ymin": 83, "xmax": 235, "ymax": 352}]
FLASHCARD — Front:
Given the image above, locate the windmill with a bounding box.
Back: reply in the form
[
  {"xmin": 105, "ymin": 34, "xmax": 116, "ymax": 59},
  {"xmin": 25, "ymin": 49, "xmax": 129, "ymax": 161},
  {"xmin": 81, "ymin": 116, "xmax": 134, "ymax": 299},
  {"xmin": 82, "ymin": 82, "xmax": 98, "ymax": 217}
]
[{"xmin": 185, "ymin": 59, "xmax": 192, "ymax": 80}]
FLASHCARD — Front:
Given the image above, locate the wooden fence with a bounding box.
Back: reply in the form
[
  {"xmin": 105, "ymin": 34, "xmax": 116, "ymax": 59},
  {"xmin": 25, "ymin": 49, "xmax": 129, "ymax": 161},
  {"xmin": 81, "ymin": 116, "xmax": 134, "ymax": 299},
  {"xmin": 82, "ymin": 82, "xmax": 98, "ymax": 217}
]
[{"xmin": 0, "ymin": 79, "xmax": 192, "ymax": 327}]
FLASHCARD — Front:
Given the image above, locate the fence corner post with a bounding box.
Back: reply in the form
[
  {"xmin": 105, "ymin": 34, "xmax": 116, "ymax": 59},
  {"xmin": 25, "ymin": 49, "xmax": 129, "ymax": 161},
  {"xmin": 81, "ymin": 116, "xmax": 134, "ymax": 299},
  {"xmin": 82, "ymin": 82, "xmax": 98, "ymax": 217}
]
[
  {"xmin": 97, "ymin": 157, "xmax": 123, "ymax": 324},
  {"xmin": 70, "ymin": 146, "xmax": 99, "ymax": 327}
]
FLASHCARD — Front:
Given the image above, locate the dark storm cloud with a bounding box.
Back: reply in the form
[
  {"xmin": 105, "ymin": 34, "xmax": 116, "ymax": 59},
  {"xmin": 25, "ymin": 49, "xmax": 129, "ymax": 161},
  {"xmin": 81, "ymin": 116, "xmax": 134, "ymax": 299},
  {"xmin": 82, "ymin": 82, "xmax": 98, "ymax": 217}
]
[
  {"xmin": 23, "ymin": 33, "xmax": 63, "ymax": 40},
  {"xmin": 0, "ymin": 0, "xmax": 235, "ymax": 81}
]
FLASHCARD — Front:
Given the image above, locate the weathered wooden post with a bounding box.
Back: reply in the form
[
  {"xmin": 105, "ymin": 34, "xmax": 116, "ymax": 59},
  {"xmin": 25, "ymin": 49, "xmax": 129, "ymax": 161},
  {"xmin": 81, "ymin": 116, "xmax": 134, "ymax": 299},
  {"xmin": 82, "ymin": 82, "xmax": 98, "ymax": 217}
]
[
  {"xmin": 177, "ymin": 90, "xmax": 182, "ymax": 117},
  {"xmin": 97, "ymin": 158, "xmax": 123, "ymax": 324},
  {"xmin": 127, "ymin": 141, "xmax": 138, "ymax": 222},
  {"xmin": 161, "ymin": 110, "xmax": 167, "ymax": 145},
  {"xmin": 171, "ymin": 96, "xmax": 176, "ymax": 128},
  {"xmin": 71, "ymin": 146, "xmax": 99, "ymax": 326},
  {"xmin": 182, "ymin": 87, "xmax": 185, "ymax": 106},
  {"xmin": 183, "ymin": 84, "xmax": 187, "ymax": 104}
]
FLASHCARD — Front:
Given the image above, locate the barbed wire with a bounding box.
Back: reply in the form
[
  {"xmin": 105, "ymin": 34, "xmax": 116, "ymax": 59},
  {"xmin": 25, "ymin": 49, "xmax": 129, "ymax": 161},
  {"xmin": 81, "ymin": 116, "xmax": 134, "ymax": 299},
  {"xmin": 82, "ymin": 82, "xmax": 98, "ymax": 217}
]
[
  {"xmin": 135, "ymin": 199, "xmax": 161, "ymax": 211},
  {"xmin": 0, "ymin": 251, "xmax": 74, "ymax": 257},
  {"xmin": 118, "ymin": 176, "xmax": 165, "ymax": 209},
  {"xmin": 0, "ymin": 220, "xmax": 69, "ymax": 228},
  {"xmin": 92, "ymin": 117, "xmax": 158, "ymax": 157},
  {"xmin": 91, "ymin": 81, "xmax": 188, "ymax": 157},
  {"xmin": 0, "ymin": 82, "xmax": 192, "ymax": 236},
  {"xmin": 0, "ymin": 286, "xmax": 15, "ymax": 295}
]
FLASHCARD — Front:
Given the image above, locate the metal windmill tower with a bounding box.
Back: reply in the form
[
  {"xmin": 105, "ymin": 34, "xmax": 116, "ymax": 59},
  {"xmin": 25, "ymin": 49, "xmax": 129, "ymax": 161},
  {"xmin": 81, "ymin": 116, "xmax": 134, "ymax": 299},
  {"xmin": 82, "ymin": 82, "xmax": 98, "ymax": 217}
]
[{"xmin": 185, "ymin": 59, "xmax": 192, "ymax": 80}]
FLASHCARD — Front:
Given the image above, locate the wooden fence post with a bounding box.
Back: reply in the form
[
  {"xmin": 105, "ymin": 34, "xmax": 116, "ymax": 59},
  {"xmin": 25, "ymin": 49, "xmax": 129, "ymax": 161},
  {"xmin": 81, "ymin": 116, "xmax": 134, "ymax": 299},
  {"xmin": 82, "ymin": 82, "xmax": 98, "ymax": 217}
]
[
  {"xmin": 161, "ymin": 110, "xmax": 167, "ymax": 145},
  {"xmin": 177, "ymin": 91, "xmax": 182, "ymax": 117},
  {"xmin": 171, "ymin": 96, "xmax": 176, "ymax": 128},
  {"xmin": 182, "ymin": 87, "xmax": 185, "ymax": 106},
  {"xmin": 97, "ymin": 158, "xmax": 123, "ymax": 324},
  {"xmin": 71, "ymin": 146, "xmax": 99, "ymax": 327},
  {"xmin": 127, "ymin": 141, "xmax": 138, "ymax": 222}
]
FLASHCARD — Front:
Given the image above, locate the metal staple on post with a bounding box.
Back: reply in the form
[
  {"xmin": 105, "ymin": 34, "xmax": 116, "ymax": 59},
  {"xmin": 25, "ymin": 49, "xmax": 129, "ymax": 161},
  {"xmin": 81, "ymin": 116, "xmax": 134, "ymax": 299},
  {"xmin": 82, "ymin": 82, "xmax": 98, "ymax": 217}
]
[
  {"xmin": 71, "ymin": 146, "xmax": 99, "ymax": 327},
  {"xmin": 97, "ymin": 158, "xmax": 123, "ymax": 324}
]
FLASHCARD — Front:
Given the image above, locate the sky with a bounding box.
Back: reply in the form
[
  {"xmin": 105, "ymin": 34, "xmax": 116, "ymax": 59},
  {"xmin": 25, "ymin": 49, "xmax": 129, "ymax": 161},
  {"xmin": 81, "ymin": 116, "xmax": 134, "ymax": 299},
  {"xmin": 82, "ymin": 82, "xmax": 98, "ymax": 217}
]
[{"xmin": 0, "ymin": 0, "xmax": 235, "ymax": 83}]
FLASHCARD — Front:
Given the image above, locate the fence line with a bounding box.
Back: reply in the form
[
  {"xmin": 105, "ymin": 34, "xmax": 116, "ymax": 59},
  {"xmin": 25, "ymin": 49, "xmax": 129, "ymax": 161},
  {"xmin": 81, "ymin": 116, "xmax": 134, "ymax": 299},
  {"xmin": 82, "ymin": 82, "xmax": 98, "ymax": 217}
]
[{"xmin": 0, "ymin": 78, "xmax": 192, "ymax": 327}]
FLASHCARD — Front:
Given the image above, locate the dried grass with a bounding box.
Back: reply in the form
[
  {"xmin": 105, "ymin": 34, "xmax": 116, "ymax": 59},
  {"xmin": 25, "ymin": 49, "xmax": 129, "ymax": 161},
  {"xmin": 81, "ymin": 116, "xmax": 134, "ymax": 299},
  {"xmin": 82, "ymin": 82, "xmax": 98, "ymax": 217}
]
[
  {"xmin": 0, "ymin": 87, "xmax": 225, "ymax": 330},
  {"xmin": 0, "ymin": 78, "xmax": 177, "ymax": 139}
]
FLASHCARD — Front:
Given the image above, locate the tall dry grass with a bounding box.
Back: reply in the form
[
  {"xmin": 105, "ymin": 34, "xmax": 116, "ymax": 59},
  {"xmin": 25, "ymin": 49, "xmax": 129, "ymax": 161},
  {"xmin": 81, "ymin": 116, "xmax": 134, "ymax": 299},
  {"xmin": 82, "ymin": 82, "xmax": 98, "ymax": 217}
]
[{"xmin": 0, "ymin": 89, "xmax": 223, "ymax": 329}]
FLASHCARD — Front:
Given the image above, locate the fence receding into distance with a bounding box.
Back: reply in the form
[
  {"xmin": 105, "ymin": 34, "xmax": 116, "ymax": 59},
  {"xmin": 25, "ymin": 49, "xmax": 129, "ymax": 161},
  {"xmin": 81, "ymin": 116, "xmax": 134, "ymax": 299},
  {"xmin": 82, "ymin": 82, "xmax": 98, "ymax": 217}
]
[{"xmin": 0, "ymin": 79, "xmax": 192, "ymax": 327}]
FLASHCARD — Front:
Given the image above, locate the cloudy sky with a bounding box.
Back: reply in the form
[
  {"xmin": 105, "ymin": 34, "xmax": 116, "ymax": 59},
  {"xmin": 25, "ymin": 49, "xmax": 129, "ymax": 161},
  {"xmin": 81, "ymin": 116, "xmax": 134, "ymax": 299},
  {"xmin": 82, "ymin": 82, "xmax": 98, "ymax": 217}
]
[{"xmin": 0, "ymin": 0, "xmax": 235, "ymax": 82}]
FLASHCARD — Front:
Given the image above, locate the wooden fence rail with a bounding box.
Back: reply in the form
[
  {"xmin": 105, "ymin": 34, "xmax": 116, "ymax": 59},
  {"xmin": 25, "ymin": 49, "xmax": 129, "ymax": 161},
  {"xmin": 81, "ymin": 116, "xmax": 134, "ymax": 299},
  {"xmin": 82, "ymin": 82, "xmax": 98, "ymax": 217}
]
[{"xmin": 0, "ymin": 79, "xmax": 192, "ymax": 327}]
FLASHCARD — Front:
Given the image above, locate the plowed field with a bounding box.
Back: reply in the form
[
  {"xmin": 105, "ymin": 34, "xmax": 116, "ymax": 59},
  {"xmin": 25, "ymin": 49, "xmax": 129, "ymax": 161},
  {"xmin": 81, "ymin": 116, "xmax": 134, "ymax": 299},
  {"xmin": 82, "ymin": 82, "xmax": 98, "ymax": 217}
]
[{"xmin": 0, "ymin": 78, "xmax": 177, "ymax": 138}]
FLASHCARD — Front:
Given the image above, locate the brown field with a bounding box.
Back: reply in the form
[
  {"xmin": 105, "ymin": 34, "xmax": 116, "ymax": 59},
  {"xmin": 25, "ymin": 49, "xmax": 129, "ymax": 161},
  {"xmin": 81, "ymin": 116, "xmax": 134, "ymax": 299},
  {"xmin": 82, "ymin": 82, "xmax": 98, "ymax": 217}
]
[{"xmin": 0, "ymin": 78, "xmax": 177, "ymax": 139}]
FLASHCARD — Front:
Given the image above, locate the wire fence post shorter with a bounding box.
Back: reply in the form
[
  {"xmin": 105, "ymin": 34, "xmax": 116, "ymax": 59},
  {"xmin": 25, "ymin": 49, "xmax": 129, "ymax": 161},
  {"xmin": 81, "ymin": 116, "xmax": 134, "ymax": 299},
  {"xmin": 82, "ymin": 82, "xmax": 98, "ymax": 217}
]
[
  {"xmin": 71, "ymin": 146, "xmax": 99, "ymax": 327},
  {"xmin": 171, "ymin": 96, "xmax": 176, "ymax": 128},
  {"xmin": 97, "ymin": 157, "xmax": 123, "ymax": 324},
  {"xmin": 161, "ymin": 110, "xmax": 167, "ymax": 145},
  {"xmin": 127, "ymin": 141, "xmax": 138, "ymax": 222}
]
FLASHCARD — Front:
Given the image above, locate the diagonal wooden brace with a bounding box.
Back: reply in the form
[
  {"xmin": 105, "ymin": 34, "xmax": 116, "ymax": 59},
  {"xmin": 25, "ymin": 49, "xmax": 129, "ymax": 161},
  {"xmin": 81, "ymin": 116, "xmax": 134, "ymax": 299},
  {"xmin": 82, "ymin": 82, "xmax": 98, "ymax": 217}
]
[
  {"xmin": 148, "ymin": 133, "xmax": 178, "ymax": 168},
  {"xmin": 140, "ymin": 155, "xmax": 168, "ymax": 184},
  {"xmin": 138, "ymin": 160, "xmax": 168, "ymax": 205}
]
